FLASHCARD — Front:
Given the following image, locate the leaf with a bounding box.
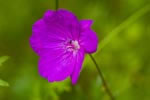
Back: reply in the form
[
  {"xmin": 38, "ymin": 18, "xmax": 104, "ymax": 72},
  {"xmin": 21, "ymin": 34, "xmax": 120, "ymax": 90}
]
[
  {"xmin": 0, "ymin": 79, "xmax": 9, "ymax": 87},
  {"xmin": 0, "ymin": 56, "xmax": 9, "ymax": 87},
  {"xmin": 0, "ymin": 56, "xmax": 9, "ymax": 66}
]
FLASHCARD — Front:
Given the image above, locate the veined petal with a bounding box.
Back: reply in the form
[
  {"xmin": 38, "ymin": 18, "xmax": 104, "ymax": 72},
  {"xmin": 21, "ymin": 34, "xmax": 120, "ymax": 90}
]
[
  {"xmin": 71, "ymin": 49, "xmax": 85, "ymax": 84},
  {"xmin": 30, "ymin": 19, "xmax": 67, "ymax": 55},
  {"xmin": 39, "ymin": 49, "xmax": 76, "ymax": 82},
  {"xmin": 43, "ymin": 9, "xmax": 80, "ymax": 40},
  {"xmin": 79, "ymin": 20, "xmax": 98, "ymax": 53}
]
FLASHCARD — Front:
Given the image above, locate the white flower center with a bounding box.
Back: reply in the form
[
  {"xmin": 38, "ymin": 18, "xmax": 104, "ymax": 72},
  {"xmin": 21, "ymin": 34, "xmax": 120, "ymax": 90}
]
[
  {"xmin": 71, "ymin": 40, "xmax": 80, "ymax": 50},
  {"xmin": 66, "ymin": 40, "xmax": 80, "ymax": 55}
]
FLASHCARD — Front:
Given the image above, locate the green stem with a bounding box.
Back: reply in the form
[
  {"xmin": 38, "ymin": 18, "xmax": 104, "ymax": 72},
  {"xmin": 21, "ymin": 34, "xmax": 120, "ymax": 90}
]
[
  {"xmin": 56, "ymin": 0, "xmax": 59, "ymax": 10},
  {"xmin": 89, "ymin": 54, "xmax": 115, "ymax": 100}
]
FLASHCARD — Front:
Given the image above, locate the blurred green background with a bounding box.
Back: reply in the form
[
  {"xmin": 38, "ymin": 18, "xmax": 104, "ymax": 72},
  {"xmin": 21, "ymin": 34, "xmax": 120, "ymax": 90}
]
[{"xmin": 0, "ymin": 0, "xmax": 150, "ymax": 100}]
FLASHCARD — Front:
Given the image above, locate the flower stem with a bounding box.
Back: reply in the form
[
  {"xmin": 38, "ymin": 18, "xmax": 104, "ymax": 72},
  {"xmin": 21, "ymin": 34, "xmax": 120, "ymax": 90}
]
[
  {"xmin": 89, "ymin": 54, "xmax": 115, "ymax": 100},
  {"xmin": 56, "ymin": 0, "xmax": 59, "ymax": 10}
]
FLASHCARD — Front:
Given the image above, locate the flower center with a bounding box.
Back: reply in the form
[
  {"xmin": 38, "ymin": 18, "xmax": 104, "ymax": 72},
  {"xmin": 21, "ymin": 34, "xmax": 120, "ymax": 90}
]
[
  {"xmin": 66, "ymin": 40, "xmax": 80, "ymax": 54},
  {"xmin": 70, "ymin": 40, "xmax": 80, "ymax": 50}
]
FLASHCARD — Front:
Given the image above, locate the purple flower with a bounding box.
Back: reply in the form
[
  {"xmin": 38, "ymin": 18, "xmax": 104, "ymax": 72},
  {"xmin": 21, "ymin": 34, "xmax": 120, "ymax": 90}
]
[{"xmin": 30, "ymin": 9, "xmax": 98, "ymax": 84}]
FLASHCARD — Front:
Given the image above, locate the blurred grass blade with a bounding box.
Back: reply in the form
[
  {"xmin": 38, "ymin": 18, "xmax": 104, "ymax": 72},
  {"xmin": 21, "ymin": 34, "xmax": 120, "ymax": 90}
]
[
  {"xmin": 98, "ymin": 4, "xmax": 150, "ymax": 52},
  {"xmin": 0, "ymin": 79, "xmax": 9, "ymax": 87},
  {"xmin": 0, "ymin": 56, "xmax": 9, "ymax": 66}
]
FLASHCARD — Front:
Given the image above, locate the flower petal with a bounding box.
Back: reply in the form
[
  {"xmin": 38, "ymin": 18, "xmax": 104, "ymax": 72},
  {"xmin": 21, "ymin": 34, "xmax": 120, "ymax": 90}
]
[
  {"xmin": 30, "ymin": 18, "xmax": 68, "ymax": 55},
  {"xmin": 79, "ymin": 20, "xmax": 98, "ymax": 53},
  {"xmin": 71, "ymin": 49, "xmax": 85, "ymax": 84},
  {"xmin": 80, "ymin": 20, "xmax": 93, "ymax": 30},
  {"xmin": 39, "ymin": 48, "xmax": 76, "ymax": 82},
  {"xmin": 43, "ymin": 9, "xmax": 80, "ymax": 40}
]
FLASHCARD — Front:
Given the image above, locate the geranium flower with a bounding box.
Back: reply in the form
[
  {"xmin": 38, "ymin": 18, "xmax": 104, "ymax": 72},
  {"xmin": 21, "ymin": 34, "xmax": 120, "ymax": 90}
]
[{"xmin": 30, "ymin": 9, "xmax": 98, "ymax": 84}]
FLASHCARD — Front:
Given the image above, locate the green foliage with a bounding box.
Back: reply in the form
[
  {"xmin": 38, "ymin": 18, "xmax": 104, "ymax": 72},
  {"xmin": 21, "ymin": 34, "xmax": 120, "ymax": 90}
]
[
  {"xmin": 0, "ymin": 56, "xmax": 9, "ymax": 67},
  {"xmin": 98, "ymin": 4, "xmax": 150, "ymax": 51},
  {"xmin": 0, "ymin": 56, "xmax": 9, "ymax": 87},
  {"xmin": 0, "ymin": 79, "xmax": 9, "ymax": 87}
]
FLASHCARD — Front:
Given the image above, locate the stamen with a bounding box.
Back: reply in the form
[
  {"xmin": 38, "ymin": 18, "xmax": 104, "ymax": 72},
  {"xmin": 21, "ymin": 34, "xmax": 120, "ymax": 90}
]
[
  {"xmin": 66, "ymin": 40, "xmax": 80, "ymax": 54},
  {"xmin": 71, "ymin": 40, "xmax": 80, "ymax": 50}
]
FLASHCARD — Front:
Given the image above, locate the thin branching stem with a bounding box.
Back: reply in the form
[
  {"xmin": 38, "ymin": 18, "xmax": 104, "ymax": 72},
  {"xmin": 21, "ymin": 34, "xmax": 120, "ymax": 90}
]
[{"xmin": 89, "ymin": 54, "xmax": 115, "ymax": 100}]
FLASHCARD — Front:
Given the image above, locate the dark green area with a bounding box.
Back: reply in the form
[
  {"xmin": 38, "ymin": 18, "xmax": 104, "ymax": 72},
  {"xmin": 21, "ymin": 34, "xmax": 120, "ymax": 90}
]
[{"xmin": 0, "ymin": 0, "xmax": 150, "ymax": 100}]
